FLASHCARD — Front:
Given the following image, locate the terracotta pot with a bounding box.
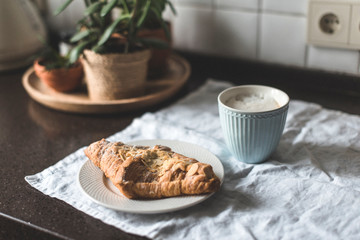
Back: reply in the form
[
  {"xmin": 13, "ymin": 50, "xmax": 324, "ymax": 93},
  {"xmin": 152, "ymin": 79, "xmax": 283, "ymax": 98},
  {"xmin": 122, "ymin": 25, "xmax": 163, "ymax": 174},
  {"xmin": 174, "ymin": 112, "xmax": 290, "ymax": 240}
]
[
  {"xmin": 138, "ymin": 22, "xmax": 172, "ymax": 77},
  {"xmin": 82, "ymin": 49, "xmax": 151, "ymax": 101},
  {"xmin": 34, "ymin": 60, "xmax": 83, "ymax": 92}
]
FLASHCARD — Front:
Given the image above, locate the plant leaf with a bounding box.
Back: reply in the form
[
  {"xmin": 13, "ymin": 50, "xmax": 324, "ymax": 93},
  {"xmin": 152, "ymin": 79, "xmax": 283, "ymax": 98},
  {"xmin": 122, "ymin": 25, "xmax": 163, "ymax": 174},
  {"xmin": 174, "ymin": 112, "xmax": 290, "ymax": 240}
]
[
  {"xmin": 150, "ymin": 6, "xmax": 161, "ymax": 19},
  {"xmin": 97, "ymin": 15, "xmax": 130, "ymax": 47},
  {"xmin": 91, "ymin": 45, "xmax": 106, "ymax": 54},
  {"xmin": 160, "ymin": 19, "xmax": 171, "ymax": 40},
  {"xmin": 166, "ymin": 0, "xmax": 177, "ymax": 15},
  {"xmin": 84, "ymin": 2, "xmax": 103, "ymax": 16},
  {"xmin": 70, "ymin": 30, "xmax": 91, "ymax": 42},
  {"xmin": 100, "ymin": 0, "xmax": 118, "ymax": 17},
  {"xmin": 138, "ymin": 37, "xmax": 169, "ymax": 49},
  {"xmin": 151, "ymin": 0, "xmax": 164, "ymax": 13},
  {"xmin": 120, "ymin": 0, "xmax": 129, "ymax": 14},
  {"xmin": 136, "ymin": 0, "xmax": 152, "ymax": 28},
  {"xmin": 68, "ymin": 41, "xmax": 91, "ymax": 64},
  {"xmin": 149, "ymin": 6, "xmax": 170, "ymax": 40},
  {"xmin": 53, "ymin": 0, "xmax": 73, "ymax": 16}
]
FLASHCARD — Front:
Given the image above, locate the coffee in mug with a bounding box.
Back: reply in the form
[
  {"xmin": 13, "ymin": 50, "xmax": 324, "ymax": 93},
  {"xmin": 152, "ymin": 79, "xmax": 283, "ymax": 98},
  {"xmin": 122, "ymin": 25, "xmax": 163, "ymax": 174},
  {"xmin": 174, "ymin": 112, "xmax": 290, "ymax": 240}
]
[
  {"xmin": 225, "ymin": 93, "xmax": 280, "ymax": 112},
  {"xmin": 218, "ymin": 85, "xmax": 289, "ymax": 164}
]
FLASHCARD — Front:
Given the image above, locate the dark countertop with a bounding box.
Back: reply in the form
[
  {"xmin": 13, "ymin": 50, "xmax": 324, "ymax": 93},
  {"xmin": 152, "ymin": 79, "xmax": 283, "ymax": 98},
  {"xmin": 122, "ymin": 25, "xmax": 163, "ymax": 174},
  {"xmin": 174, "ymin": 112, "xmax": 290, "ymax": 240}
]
[{"xmin": 1, "ymin": 52, "xmax": 360, "ymax": 240}]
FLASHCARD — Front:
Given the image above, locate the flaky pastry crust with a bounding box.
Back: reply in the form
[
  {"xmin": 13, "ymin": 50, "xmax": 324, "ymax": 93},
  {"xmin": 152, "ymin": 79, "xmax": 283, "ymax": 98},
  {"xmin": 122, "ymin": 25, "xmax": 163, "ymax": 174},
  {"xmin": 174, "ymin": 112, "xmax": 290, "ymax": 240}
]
[{"xmin": 84, "ymin": 139, "xmax": 221, "ymax": 199}]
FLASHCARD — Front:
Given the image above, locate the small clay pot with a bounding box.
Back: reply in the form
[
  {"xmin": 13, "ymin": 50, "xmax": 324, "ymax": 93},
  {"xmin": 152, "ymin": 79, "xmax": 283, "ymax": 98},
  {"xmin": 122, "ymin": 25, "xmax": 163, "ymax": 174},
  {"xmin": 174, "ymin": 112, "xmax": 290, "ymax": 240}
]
[{"xmin": 34, "ymin": 59, "xmax": 83, "ymax": 92}]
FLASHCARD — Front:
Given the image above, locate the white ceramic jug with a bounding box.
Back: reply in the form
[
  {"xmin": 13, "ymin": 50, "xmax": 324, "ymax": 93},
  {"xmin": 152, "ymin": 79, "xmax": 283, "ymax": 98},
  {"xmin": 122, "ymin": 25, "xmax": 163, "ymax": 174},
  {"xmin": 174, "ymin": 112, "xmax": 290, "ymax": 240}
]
[{"xmin": 0, "ymin": 0, "xmax": 46, "ymax": 71}]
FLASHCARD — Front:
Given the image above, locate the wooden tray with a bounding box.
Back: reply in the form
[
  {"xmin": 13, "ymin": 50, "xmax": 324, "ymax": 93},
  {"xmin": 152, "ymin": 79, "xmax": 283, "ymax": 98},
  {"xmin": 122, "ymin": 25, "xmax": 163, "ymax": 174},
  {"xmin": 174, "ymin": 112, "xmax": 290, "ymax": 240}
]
[{"xmin": 22, "ymin": 55, "xmax": 190, "ymax": 114}]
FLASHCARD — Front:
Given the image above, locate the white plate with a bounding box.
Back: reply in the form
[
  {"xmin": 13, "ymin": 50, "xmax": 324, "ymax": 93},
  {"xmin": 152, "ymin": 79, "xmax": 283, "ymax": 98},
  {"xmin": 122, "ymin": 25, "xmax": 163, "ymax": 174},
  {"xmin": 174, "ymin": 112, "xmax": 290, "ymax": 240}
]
[{"xmin": 78, "ymin": 139, "xmax": 225, "ymax": 214}]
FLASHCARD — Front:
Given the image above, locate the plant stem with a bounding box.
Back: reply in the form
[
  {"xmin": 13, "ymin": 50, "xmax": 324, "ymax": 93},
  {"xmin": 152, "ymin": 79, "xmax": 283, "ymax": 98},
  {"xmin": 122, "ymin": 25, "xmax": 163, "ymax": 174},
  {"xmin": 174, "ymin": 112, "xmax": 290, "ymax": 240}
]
[
  {"xmin": 121, "ymin": 0, "xmax": 129, "ymax": 14},
  {"xmin": 126, "ymin": 0, "xmax": 139, "ymax": 53}
]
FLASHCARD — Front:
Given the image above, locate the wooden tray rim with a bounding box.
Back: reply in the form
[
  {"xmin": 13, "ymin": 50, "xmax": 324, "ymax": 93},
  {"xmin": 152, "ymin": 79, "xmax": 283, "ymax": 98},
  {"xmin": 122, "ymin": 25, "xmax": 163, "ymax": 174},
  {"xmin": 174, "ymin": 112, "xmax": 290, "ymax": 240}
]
[{"xmin": 22, "ymin": 54, "xmax": 190, "ymax": 113}]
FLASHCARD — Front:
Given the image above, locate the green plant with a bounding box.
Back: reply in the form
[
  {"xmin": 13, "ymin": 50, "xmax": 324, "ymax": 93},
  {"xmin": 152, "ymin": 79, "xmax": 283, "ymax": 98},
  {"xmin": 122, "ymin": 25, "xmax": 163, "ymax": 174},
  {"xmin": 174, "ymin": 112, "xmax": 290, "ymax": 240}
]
[
  {"xmin": 121, "ymin": 0, "xmax": 176, "ymax": 35},
  {"xmin": 55, "ymin": 0, "xmax": 175, "ymax": 64},
  {"xmin": 35, "ymin": 38, "xmax": 74, "ymax": 70}
]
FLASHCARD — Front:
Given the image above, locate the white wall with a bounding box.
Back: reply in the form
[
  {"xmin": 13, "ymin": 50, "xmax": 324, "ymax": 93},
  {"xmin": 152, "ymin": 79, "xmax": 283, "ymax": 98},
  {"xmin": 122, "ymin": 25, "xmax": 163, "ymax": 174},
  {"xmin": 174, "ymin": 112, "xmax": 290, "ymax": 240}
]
[{"xmin": 46, "ymin": 0, "xmax": 360, "ymax": 75}]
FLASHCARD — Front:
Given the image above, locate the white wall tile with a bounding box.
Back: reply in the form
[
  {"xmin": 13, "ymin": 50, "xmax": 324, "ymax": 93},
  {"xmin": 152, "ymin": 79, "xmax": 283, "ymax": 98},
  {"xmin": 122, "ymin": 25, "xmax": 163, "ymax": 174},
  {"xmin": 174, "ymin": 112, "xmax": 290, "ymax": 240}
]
[
  {"xmin": 259, "ymin": 13, "xmax": 307, "ymax": 67},
  {"xmin": 214, "ymin": 9, "xmax": 258, "ymax": 59},
  {"xmin": 43, "ymin": 0, "xmax": 360, "ymax": 75},
  {"xmin": 174, "ymin": 0, "xmax": 213, "ymax": 7},
  {"xmin": 45, "ymin": 0, "xmax": 85, "ymax": 33},
  {"xmin": 262, "ymin": 0, "xmax": 309, "ymax": 15},
  {"xmin": 172, "ymin": 6, "xmax": 214, "ymax": 53},
  {"xmin": 215, "ymin": 0, "xmax": 259, "ymax": 11},
  {"xmin": 307, "ymin": 46, "xmax": 359, "ymax": 74}
]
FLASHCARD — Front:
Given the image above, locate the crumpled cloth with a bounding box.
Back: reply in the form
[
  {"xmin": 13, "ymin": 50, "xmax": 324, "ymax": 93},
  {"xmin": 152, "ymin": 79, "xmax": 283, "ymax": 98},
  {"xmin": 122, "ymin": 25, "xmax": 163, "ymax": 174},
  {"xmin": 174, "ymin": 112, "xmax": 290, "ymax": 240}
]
[{"xmin": 25, "ymin": 79, "xmax": 360, "ymax": 240}]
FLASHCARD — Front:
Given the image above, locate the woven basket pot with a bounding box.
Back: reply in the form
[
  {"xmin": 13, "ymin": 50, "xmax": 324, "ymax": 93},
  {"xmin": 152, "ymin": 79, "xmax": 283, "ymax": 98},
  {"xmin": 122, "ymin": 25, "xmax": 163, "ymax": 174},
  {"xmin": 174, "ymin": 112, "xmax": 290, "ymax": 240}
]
[{"xmin": 82, "ymin": 49, "xmax": 151, "ymax": 101}]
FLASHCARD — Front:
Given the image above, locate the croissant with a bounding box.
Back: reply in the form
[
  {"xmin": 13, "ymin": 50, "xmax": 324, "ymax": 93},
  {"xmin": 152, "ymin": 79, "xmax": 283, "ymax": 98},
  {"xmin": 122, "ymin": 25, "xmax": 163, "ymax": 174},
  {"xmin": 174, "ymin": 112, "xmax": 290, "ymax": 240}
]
[{"xmin": 84, "ymin": 139, "xmax": 221, "ymax": 199}]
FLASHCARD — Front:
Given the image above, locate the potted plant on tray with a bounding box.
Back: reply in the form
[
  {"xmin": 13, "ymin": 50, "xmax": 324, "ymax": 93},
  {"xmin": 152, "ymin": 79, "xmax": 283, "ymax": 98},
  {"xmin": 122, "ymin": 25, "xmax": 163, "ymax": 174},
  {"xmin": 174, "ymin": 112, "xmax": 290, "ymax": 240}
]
[
  {"xmin": 33, "ymin": 42, "xmax": 83, "ymax": 92},
  {"xmin": 55, "ymin": 0, "xmax": 171, "ymax": 101}
]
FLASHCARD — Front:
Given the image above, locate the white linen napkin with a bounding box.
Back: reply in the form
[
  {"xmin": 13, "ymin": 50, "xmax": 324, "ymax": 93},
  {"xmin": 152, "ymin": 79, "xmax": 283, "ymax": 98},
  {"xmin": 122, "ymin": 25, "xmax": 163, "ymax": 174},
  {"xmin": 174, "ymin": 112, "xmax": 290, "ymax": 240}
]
[{"xmin": 25, "ymin": 79, "xmax": 360, "ymax": 240}]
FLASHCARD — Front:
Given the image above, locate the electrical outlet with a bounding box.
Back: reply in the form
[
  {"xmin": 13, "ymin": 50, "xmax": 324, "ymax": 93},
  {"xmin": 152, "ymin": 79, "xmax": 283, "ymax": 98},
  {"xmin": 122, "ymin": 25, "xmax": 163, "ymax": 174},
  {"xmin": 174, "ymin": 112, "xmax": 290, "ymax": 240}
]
[{"xmin": 307, "ymin": 0, "xmax": 360, "ymax": 49}]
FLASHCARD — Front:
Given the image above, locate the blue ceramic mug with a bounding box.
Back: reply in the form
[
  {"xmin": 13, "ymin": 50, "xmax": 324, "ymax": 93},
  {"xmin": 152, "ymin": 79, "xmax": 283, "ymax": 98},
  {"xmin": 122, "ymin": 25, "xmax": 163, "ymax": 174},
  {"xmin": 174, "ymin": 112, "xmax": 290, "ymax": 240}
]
[{"xmin": 218, "ymin": 85, "xmax": 289, "ymax": 164}]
